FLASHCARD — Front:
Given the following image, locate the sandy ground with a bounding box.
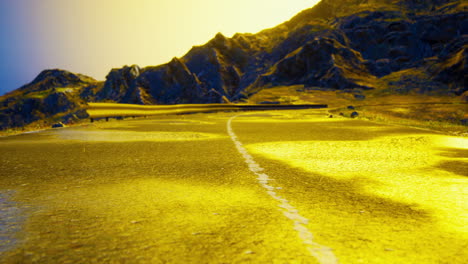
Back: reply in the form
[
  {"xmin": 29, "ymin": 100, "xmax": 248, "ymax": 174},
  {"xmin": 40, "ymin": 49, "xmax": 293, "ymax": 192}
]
[{"xmin": 0, "ymin": 110, "xmax": 466, "ymax": 263}]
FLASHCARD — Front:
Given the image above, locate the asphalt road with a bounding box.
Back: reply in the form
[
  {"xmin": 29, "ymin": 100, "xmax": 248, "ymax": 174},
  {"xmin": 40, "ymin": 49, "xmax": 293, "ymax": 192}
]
[{"xmin": 0, "ymin": 110, "xmax": 467, "ymax": 263}]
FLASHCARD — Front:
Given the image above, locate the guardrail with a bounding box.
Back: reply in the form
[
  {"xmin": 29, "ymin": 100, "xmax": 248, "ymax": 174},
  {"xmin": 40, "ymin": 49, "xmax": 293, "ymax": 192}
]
[{"xmin": 86, "ymin": 103, "xmax": 328, "ymax": 121}]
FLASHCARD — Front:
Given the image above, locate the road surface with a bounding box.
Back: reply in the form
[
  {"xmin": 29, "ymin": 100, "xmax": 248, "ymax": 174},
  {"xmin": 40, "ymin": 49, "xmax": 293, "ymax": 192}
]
[{"xmin": 0, "ymin": 110, "xmax": 467, "ymax": 263}]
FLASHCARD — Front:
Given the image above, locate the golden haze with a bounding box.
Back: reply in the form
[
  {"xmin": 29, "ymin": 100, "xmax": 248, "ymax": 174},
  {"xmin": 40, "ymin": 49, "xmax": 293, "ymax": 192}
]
[{"xmin": 31, "ymin": 0, "xmax": 320, "ymax": 80}]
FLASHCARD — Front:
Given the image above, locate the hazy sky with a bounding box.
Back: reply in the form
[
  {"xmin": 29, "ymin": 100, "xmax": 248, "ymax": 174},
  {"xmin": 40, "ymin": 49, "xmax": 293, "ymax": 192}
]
[{"xmin": 0, "ymin": 0, "xmax": 320, "ymax": 95}]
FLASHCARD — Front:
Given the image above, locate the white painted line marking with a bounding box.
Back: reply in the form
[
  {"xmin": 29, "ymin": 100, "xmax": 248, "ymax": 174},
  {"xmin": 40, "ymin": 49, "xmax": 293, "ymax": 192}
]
[{"xmin": 227, "ymin": 115, "xmax": 338, "ymax": 264}]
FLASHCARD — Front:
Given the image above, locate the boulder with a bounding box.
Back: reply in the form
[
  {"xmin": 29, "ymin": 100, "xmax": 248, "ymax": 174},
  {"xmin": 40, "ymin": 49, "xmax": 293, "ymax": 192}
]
[
  {"xmin": 350, "ymin": 111, "xmax": 359, "ymax": 118},
  {"xmin": 52, "ymin": 122, "xmax": 64, "ymax": 128}
]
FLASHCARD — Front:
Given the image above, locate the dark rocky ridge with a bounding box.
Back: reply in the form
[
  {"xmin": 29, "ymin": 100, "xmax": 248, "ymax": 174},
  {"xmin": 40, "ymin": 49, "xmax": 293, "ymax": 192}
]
[
  {"xmin": 91, "ymin": 0, "xmax": 466, "ymax": 103},
  {"xmin": 0, "ymin": 0, "xmax": 466, "ymax": 129}
]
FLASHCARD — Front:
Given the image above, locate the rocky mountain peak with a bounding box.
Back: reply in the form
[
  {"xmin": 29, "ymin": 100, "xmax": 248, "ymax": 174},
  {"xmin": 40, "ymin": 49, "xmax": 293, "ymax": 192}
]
[
  {"xmin": 168, "ymin": 57, "xmax": 193, "ymax": 75},
  {"xmin": 95, "ymin": 65, "xmax": 142, "ymax": 102},
  {"xmin": 32, "ymin": 69, "xmax": 79, "ymax": 82},
  {"xmin": 169, "ymin": 57, "xmax": 184, "ymax": 66},
  {"xmin": 25, "ymin": 69, "xmax": 95, "ymax": 91},
  {"xmin": 128, "ymin": 64, "xmax": 140, "ymax": 78},
  {"xmin": 209, "ymin": 32, "xmax": 229, "ymax": 49}
]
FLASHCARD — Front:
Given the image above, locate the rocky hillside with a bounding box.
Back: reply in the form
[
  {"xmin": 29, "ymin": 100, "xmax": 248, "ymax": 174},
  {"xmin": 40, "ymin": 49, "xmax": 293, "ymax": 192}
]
[
  {"xmin": 0, "ymin": 0, "xmax": 466, "ymax": 129},
  {"xmin": 0, "ymin": 70, "xmax": 100, "ymax": 129},
  {"xmin": 88, "ymin": 0, "xmax": 465, "ymax": 104}
]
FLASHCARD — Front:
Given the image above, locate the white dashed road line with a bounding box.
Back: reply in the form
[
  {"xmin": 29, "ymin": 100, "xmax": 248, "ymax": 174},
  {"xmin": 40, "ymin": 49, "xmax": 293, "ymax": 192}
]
[{"xmin": 227, "ymin": 115, "xmax": 338, "ymax": 264}]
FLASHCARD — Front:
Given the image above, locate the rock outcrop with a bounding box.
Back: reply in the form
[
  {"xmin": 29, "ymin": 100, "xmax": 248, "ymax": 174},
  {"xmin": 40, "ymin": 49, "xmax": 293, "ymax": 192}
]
[
  {"xmin": 135, "ymin": 58, "xmax": 207, "ymax": 104},
  {"xmin": 250, "ymin": 37, "xmax": 374, "ymax": 91},
  {"xmin": 95, "ymin": 65, "xmax": 141, "ymax": 103}
]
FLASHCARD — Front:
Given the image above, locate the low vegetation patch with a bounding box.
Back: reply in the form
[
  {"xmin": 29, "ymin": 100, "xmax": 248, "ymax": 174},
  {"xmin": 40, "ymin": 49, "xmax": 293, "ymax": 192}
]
[
  {"xmin": 331, "ymin": 95, "xmax": 467, "ymax": 135},
  {"xmin": 247, "ymin": 85, "xmax": 467, "ymax": 135}
]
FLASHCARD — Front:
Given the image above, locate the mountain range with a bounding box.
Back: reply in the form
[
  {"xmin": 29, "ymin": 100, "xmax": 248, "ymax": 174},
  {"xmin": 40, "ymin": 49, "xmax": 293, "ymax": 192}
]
[{"xmin": 0, "ymin": 0, "xmax": 466, "ymax": 129}]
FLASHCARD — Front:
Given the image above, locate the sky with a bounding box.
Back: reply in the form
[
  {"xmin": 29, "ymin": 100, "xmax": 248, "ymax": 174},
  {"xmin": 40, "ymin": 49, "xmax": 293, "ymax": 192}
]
[{"xmin": 0, "ymin": 0, "xmax": 320, "ymax": 95}]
